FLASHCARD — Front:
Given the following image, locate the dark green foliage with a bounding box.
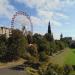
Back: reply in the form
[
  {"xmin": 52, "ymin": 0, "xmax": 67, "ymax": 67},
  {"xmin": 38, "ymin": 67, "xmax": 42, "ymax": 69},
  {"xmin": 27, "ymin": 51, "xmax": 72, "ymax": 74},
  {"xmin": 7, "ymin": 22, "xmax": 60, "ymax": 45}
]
[
  {"xmin": 0, "ymin": 30, "xmax": 28, "ymax": 62},
  {"xmin": 44, "ymin": 64, "xmax": 61, "ymax": 75},
  {"xmin": 7, "ymin": 30, "xmax": 27, "ymax": 59},
  {"xmin": 44, "ymin": 64, "xmax": 72, "ymax": 75},
  {"xmin": 0, "ymin": 35, "xmax": 7, "ymax": 62},
  {"xmin": 39, "ymin": 51, "xmax": 48, "ymax": 61},
  {"xmin": 48, "ymin": 21, "xmax": 51, "ymax": 34},
  {"xmin": 70, "ymin": 42, "xmax": 75, "ymax": 48},
  {"xmin": 63, "ymin": 65, "xmax": 72, "ymax": 75},
  {"xmin": 0, "ymin": 34, "xmax": 7, "ymax": 43},
  {"xmin": 60, "ymin": 33, "xmax": 71, "ymax": 47},
  {"xmin": 33, "ymin": 33, "xmax": 47, "ymax": 52},
  {"xmin": 44, "ymin": 33, "xmax": 54, "ymax": 42},
  {"xmin": 55, "ymin": 40, "xmax": 65, "ymax": 51},
  {"xmin": 46, "ymin": 21, "xmax": 54, "ymax": 42},
  {"xmin": 33, "ymin": 33, "xmax": 43, "ymax": 44},
  {"xmin": 0, "ymin": 42, "xmax": 7, "ymax": 59},
  {"xmin": 60, "ymin": 33, "xmax": 63, "ymax": 40},
  {"xmin": 38, "ymin": 40, "xmax": 48, "ymax": 52}
]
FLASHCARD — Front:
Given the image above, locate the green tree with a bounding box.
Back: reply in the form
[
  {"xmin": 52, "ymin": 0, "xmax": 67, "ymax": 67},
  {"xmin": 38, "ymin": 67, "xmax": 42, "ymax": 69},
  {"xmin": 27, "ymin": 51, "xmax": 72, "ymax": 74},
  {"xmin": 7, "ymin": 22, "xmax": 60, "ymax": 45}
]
[
  {"xmin": 48, "ymin": 21, "xmax": 51, "ymax": 34},
  {"xmin": 60, "ymin": 33, "xmax": 63, "ymax": 41},
  {"xmin": 7, "ymin": 29, "xmax": 28, "ymax": 60},
  {"xmin": 0, "ymin": 35, "xmax": 7, "ymax": 62},
  {"xmin": 33, "ymin": 33, "xmax": 42, "ymax": 44},
  {"xmin": 0, "ymin": 42, "xmax": 7, "ymax": 61},
  {"xmin": 44, "ymin": 33, "xmax": 54, "ymax": 42},
  {"xmin": 55, "ymin": 40, "xmax": 65, "ymax": 51}
]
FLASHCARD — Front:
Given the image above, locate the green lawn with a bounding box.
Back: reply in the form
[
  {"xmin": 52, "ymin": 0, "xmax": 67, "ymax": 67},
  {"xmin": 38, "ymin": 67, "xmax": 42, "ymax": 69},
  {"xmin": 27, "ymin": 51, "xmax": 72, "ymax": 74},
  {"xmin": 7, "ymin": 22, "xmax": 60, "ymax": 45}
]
[
  {"xmin": 50, "ymin": 48, "xmax": 75, "ymax": 66},
  {"xmin": 65, "ymin": 49, "xmax": 75, "ymax": 65}
]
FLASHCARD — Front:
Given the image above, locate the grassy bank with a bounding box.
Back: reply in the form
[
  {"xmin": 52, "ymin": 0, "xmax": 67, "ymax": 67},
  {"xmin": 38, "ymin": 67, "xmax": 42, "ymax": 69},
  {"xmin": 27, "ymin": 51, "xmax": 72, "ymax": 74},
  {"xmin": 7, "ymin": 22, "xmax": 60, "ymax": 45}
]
[
  {"xmin": 49, "ymin": 48, "xmax": 75, "ymax": 66},
  {"xmin": 65, "ymin": 48, "xmax": 75, "ymax": 65}
]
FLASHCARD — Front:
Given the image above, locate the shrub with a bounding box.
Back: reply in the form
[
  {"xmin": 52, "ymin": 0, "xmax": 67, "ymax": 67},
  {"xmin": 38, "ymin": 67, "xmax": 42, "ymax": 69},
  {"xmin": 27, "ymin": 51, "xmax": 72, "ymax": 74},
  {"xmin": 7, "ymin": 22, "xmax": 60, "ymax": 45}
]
[{"xmin": 39, "ymin": 52, "xmax": 48, "ymax": 62}]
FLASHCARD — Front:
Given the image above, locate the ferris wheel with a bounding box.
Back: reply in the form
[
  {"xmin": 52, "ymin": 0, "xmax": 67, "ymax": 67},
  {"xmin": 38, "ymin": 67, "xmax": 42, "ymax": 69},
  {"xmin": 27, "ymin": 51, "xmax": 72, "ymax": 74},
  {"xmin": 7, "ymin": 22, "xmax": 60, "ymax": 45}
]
[{"xmin": 11, "ymin": 11, "xmax": 33, "ymax": 35}]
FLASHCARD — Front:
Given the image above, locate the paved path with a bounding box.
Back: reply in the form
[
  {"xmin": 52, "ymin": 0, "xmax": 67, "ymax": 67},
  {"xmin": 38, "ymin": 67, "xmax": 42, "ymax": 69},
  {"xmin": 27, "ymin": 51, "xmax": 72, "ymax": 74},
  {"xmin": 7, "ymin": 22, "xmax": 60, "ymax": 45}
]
[
  {"xmin": 0, "ymin": 59, "xmax": 28, "ymax": 75},
  {"xmin": 0, "ymin": 68, "xmax": 27, "ymax": 75}
]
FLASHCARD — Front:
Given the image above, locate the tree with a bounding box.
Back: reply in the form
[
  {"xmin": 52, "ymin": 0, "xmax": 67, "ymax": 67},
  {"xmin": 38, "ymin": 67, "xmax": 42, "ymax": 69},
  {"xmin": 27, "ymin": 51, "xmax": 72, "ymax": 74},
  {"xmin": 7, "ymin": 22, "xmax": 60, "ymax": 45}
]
[
  {"xmin": 6, "ymin": 29, "xmax": 28, "ymax": 60},
  {"xmin": 0, "ymin": 34, "xmax": 7, "ymax": 43},
  {"xmin": 44, "ymin": 21, "xmax": 54, "ymax": 41},
  {"xmin": 60, "ymin": 33, "xmax": 63, "ymax": 41},
  {"xmin": 0, "ymin": 34, "xmax": 7, "ymax": 62},
  {"xmin": 55, "ymin": 40, "xmax": 65, "ymax": 51},
  {"xmin": 48, "ymin": 21, "xmax": 51, "ymax": 34},
  {"xmin": 33, "ymin": 33, "xmax": 43, "ymax": 44},
  {"xmin": 0, "ymin": 42, "xmax": 7, "ymax": 61},
  {"xmin": 44, "ymin": 33, "xmax": 54, "ymax": 42}
]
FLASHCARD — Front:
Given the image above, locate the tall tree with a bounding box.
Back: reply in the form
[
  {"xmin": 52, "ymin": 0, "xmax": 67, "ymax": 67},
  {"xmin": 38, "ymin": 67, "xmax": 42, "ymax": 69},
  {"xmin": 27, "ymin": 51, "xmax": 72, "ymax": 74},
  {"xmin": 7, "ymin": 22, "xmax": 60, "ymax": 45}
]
[
  {"xmin": 60, "ymin": 33, "xmax": 63, "ymax": 40},
  {"xmin": 48, "ymin": 21, "xmax": 51, "ymax": 34},
  {"xmin": 45, "ymin": 21, "xmax": 54, "ymax": 41}
]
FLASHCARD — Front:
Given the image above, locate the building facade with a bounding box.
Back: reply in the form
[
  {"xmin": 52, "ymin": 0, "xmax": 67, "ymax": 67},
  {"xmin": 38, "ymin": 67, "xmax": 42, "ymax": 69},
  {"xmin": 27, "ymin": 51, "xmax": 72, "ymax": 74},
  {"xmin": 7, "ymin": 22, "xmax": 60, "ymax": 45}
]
[{"xmin": 0, "ymin": 27, "xmax": 11, "ymax": 37}]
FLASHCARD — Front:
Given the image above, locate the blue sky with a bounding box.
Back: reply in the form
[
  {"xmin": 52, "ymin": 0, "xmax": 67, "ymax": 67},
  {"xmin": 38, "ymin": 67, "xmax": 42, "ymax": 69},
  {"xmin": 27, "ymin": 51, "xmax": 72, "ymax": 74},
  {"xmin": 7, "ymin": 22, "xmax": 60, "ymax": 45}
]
[{"xmin": 0, "ymin": 0, "xmax": 75, "ymax": 39}]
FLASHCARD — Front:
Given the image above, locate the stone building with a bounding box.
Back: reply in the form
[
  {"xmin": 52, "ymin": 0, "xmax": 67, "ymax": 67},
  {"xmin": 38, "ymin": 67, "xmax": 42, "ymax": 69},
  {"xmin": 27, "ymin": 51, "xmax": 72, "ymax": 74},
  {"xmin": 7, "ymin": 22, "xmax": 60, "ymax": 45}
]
[{"xmin": 0, "ymin": 27, "xmax": 11, "ymax": 37}]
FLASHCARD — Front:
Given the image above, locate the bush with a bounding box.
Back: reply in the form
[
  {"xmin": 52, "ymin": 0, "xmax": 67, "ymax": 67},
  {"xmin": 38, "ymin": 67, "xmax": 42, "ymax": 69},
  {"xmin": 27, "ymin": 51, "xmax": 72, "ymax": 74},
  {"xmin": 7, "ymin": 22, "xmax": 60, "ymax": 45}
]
[
  {"xmin": 39, "ymin": 52, "xmax": 48, "ymax": 61},
  {"xmin": 63, "ymin": 65, "xmax": 72, "ymax": 75},
  {"xmin": 70, "ymin": 42, "xmax": 75, "ymax": 48},
  {"xmin": 25, "ymin": 67, "xmax": 39, "ymax": 75},
  {"xmin": 55, "ymin": 40, "xmax": 65, "ymax": 51},
  {"xmin": 44, "ymin": 63, "xmax": 64, "ymax": 75}
]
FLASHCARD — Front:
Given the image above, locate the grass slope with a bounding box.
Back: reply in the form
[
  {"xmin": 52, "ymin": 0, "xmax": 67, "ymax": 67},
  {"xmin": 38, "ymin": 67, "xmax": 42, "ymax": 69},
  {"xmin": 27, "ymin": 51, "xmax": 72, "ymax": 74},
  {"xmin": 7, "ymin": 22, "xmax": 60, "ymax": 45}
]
[
  {"xmin": 65, "ymin": 49, "xmax": 75, "ymax": 65},
  {"xmin": 50, "ymin": 48, "xmax": 75, "ymax": 66},
  {"xmin": 50, "ymin": 48, "xmax": 69, "ymax": 66}
]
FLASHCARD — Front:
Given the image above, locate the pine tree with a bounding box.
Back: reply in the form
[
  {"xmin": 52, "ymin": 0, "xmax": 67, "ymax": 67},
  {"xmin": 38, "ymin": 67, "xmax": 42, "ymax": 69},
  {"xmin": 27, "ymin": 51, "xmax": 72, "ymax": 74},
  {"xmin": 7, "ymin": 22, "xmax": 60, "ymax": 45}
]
[
  {"xmin": 45, "ymin": 21, "xmax": 54, "ymax": 41},
  {"xmin": 48, "ymin": 21, "xmax": 51, "ymax": 34},
  {"xmin": 60, "ymin": 33, "xmax": 63, "ymax": 40}
]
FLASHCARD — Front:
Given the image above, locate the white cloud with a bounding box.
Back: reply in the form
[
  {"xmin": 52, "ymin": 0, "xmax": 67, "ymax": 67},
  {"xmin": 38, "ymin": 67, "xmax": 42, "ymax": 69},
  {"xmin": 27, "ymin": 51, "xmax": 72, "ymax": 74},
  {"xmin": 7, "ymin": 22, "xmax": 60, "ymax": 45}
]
[
  {"xmin": 51, "ymin": 20, "xmax": 62, "ymax": 27},
  {"xmin": 37, "ymin": 10, "xmax": 54, "ymax": 19},
  {"xmin": 55, "ymin": 13, "xmax": 69, "ymax": 19},
  {"xmin": 16, "ymin": 0, "xmax": 61, "ymax": 9},
  {"xmin": 0, "ymin": 0, "xmax": 16, "ymax": 19},
  {"xmin": 31, "ymin": 15, "xmax": 62, "ymax": 28},
  {"xmin": 16, "ymin": 0, "xmax": 46, "ymax": 9},
  {"xmin": 16, "ymin": 0, "xmax": 70, "ymax": 27},
  {"xmin": 16, "ymin": 0, "xmax": 75, "ymax": 10},
  {"xmin": 31, "ymin": 16, "xmax": 42, "ymax": 26}
]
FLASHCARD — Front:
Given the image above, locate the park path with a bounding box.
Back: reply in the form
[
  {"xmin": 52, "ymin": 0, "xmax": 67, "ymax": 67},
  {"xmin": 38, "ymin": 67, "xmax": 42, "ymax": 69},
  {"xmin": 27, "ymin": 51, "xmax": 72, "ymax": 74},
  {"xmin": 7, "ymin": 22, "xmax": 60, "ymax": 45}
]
[
  {"xmin": 0, "ymin": 58, "xmax": 25, "ymax": 69},
  {"xmin": 0, "ymin": 59, "xmax": 28, "ymax": 75},
  {"xmin": 0, "ymin": 68, "xmax": 27, "ymax": 75}
]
